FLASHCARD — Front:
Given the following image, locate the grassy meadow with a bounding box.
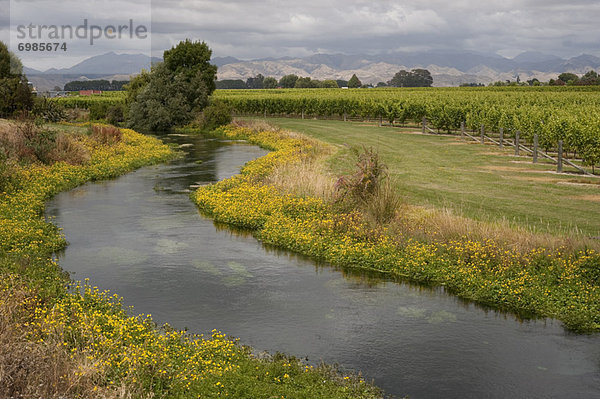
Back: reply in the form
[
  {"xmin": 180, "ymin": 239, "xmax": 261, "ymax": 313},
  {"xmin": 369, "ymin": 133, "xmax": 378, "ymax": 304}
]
[{"xmin": 251, "ymin": 117, "xmax": 600, "ymax": 239}]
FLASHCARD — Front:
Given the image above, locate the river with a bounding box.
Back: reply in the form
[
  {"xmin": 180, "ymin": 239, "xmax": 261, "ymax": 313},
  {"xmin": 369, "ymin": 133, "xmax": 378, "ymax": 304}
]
[{"xmin": 45, "ymin": 133, "xmax": 600, "ymax": 398}]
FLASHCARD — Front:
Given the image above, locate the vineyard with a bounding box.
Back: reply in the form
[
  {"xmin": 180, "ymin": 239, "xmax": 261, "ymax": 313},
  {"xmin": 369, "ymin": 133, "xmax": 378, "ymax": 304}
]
[
  {"xmin": 50, "ymin": 87, "xmax": 600, "ymax": 167},
  {"xmin": 52, "ymin": 91, "xmax": 126, "ymax": 109},
  {"xmin": 213, "ymin": 87, "xmax": 600, "ymax": 168}
]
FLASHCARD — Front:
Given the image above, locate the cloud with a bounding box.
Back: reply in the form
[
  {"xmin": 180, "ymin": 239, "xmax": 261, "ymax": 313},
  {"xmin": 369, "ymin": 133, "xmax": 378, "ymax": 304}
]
[{"xmin": 1, "ymin": 0, "xmax": 599, "ymax": 69}]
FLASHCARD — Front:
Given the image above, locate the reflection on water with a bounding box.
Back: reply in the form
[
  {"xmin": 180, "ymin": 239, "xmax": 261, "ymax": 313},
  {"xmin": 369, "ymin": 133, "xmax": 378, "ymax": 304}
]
[{"xmin": 46, "ymin": 133, "xmax": 600, "ymax": 399}]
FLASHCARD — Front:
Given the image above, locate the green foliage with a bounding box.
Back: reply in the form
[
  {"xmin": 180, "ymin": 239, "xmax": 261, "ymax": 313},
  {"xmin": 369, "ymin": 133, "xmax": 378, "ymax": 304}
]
[
  {"xmin": 64, "ymin": 80, "xmax": 129, "ymax": 91},
  {"xmin": 320, "ymin": 79, "xmax": 339, "ymax": 88},
  {"xmin": 348, "ymin": 74, "xmax": 362, "ymax": 88},
  {"xmin": 106, "ymin": 104, "xmax": 126, "ymax": 125},
  {"xmin": 246, "ymin": 74, "xmax": 264, "ymax": 89},
  {"xmin": 88, "ymin": 101, "xmax": 110, "ymax": 120},
  {"xmin": 216, "ymin": 79, "xmax": 247, "ymax": 89},
  {"xmin": 198, "ymin": 100, "xmax": 232, "ymax": 131},
  {"xmin": 388, "ymin": 69, "xmax": 433, "ymax": 87},
  {"xmin": 215, "ymin": 86, "xmax": 600, "ymax": 168},
  {"xmin": 32, "ymin": 97, "xmax": 66, "ymax": 122},
  {"xmin": 124, "ymin": 70, "xmax": 151, "ymax": 105},
  {"xmin": 279, "ymin": 74, "xmax": 299, "ymax": 88},
  {"xmin": 163, "ymin": 39, "xmax": 217, "ymax": 93},
  {"xmin": 294, "ymin": 76, "xmax": 316, "ymax": 88},
  {"xmin": 128, "ymin": 40, "xmax": 217, "ymax": 131},
  {"xmin": 263, "ymin": 76, "xmax": 278, "ymax": 89},
  {"xmin": 0, "ymin": 41, "xmax": 34, "ymax": 117},
  {"xmin": 558, "ymin": 72, "xmax": 579, "ymax": 85}
]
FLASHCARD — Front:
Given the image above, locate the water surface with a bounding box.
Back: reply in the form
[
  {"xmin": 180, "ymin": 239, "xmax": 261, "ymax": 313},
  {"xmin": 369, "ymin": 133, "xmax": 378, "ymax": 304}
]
[{"xmin": 46, "ymin": 133, "xmax": 600, "ymax": 399}]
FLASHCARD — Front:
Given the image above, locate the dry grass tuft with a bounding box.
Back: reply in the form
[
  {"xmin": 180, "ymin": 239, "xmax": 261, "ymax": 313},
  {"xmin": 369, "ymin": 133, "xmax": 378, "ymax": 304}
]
[
  {"xmin": 90, "ymin": 125, "xmax": 122, "ymax": 145},
  {"xmin": 390, "ymin": 203, "xmax": 599, "ymax": 252},
  {"xmin": 65, "ymin": 108, "xmax": 90, "ymax": 122},
  {"xmin": 48, "ymin": 132, "xmax": 91, "ymax": 165},
  {"xmin": 234, "ymin": 118, "xmax": 280, "ymax": 132},
  {"xmin": 265, "ymin": 157, "xmax": 337, "ymax": 201},
  {"xmin": 0, "ymin": 118, "xmax": 91, "ymax": 166}
]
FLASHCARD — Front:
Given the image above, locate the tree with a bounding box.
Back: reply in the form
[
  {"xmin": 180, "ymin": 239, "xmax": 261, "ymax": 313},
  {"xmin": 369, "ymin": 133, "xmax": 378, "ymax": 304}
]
[
  {"xmin": 294, "ymin": 77, "xmax": 316, "ymax": 88},
  {"xmin": 580, "ymin": 70, "xmax": 600, "ymax": 85},
  {"xmin": 216, "ymin": 79, "xmax": 247, "ymax": 89},
  {"xmin": 558, "ymin": 72, "xmax": 579, "ymax": 85},
  {"xmin": 319, "ymin": 79, "xmax": 339, "ymax": 88},
  {"xmin": 279, "ymin": 74, "xmax": 299, "ymax": 88},
  {"xmin": 348, "ymin": 74, "xmax": 362, "ymax": 88},
  {"xmin": 0, "ymin": 41, "xmax": 34, "ymax": 117},
  {"xmin": 124, "ymin": 69, "xmax": 151, "ymax": 105},
  {"xmin": 246, "ymin": 74, "xmax": 264, "ymax": 89},
  {"xmin": 388, "ymin": 69, "xmax": 433, "ymax": 87},
  {"xmin": 263, "ymin": 76, "xmax": 278, "ymax": 89},
  {"xmin": 127, "ymin": 40, "xmax": 217, "ymax": 131},
  {"xmin": 163, "ymin": 39, "xmax": 217, "ymax": 93},
  {"xmin": 336, "ymin": 79, "xmax": 348, "ymax": 88},
  {"xmin": 412, "ymin": 69, "xmax": 433, "ymax": 87},
  {"xmin": 376, "ymin": 82, "xmax": 387, "ymax": 87}
]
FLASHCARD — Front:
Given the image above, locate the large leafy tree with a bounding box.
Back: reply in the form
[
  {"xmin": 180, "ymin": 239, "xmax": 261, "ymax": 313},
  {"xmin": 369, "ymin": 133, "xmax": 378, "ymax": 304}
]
[
  {"xmin": 0, "ymin": 41, "xmax": 34, "ymax": 117},
  {"xmin": 128, "ymin": 40, "xmax": 217, "ymax": 131},
  {"xmin": 279, "ymin": 74, "xmax": 299, "ymax": 88},
  {"xmin": 263, "ymin": 77, "xmax": 278, "ymax": 89},
  {"xmin": 557, "ymin": 72, "xmax": 579, "ymax": 85},
  {"xmin": 348, "ymin": 74, "xmax": 362, "ymax": 88},
  {"xmin": 388, "ymin": 69, "xmax": 433, "ymax": 87}
]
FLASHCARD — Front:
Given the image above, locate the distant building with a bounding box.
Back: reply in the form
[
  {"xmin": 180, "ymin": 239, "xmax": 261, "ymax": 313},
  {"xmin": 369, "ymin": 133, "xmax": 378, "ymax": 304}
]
[{"xmin": 79, "ymin": 90, "xmax": 103, "ymax": 96}]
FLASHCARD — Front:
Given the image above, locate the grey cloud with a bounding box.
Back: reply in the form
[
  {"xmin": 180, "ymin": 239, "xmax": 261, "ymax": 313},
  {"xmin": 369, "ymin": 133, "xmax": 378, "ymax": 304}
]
[{"xmin": 2, "ymin": 0, "xmax": 600, "ymax": 70}]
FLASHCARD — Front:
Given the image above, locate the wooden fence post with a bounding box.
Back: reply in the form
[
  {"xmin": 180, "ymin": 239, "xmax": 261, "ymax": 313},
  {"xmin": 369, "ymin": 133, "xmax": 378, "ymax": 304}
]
[
  {"xmin": 379, "ymin": 114, "xmax": 383, "ymax": 127},
  {"xmin": 533, "ymin": 134, "xmax": 538, "ymax": 163},
  {"xmin": 480, "ymin": 124, "xmax": 485, "ymax": 144},
  {"xmin": 343, "ymin": 110, "xmax": 347, "ymax": 122},
  {"xmin": 301, "ymin": 108, "xmax": 304, "ymax": 120},
  {"xmin": 515, "ymin": 131, "xmax": 520, "ymax": 156},
  {"xmin": 557, "ymin": 140, "xmax": 563, "ymax": 173},
  {"xmin": 422, "ymin": 117, "xmax": 426, "ymax": 134},
  {"xmin": 499, "ymin": 128, "xmax": 504, "ymax": 149},
  {"xmin": 461, "ymin": 121, "xmax": 465, "ymax": 139}
]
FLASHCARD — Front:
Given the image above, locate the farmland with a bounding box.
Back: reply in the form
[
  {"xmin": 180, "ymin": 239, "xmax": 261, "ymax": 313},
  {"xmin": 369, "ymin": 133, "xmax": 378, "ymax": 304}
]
[{"xmin": 214, "ymin": 87, "xmax": 600, "ymax": 168}]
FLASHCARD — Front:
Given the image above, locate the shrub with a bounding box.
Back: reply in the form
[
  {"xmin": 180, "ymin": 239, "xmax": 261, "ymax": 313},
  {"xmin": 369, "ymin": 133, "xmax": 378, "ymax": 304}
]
[
  {"xmin": 88, "ymin": 102, "xmax": 109, "ymax": 120},
  {"xmin": 334, "ymin": 146, "xmax": 400, "ymax": 224},
  {"xmin": 106, "ymin": 104, "xmax": 126, "ymax": 126},
  {"xmin": 197, "ymin": 100, "xmax": 232, "ymax": 131},
  {"xmin": 15, "ymin": 118, "xmax": 57, "ymax": 163},
  {"xmin": 32, "ymin": 97, "xmax": 66, "ymax": 122}
]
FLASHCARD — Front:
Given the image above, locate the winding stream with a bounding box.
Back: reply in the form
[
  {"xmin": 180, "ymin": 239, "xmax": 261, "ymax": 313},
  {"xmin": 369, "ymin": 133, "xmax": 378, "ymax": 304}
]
[{"xmin": 46, "ymin": 133, "xmax": 600, "ymax": 398}]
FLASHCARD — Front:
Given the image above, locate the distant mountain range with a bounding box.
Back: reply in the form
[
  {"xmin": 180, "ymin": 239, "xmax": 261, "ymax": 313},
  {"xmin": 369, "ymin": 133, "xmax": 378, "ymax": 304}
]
[
  {"xmin": 24, "ymin": 50, "xmax": 600, "ymax": 91},
  {"xmin": 214, "ymin": 51, "xmax": 600, "ymax": 86}
]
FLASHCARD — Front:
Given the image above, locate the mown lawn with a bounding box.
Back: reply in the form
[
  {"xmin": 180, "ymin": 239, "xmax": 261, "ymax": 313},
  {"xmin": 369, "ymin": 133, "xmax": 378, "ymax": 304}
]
[{"xmin": 251, "ymin": 117, "xmax": 600, "ymax": 237}]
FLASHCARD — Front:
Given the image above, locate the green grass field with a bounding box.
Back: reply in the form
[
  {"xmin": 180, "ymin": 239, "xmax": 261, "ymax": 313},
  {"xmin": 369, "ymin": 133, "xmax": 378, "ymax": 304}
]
[{"xmin": 249, "ymin": 117, "xmax": 600, "ymax": 237}]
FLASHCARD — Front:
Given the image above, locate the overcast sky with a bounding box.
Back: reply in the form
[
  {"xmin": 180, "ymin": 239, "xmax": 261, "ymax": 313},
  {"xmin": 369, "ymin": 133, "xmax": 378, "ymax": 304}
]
[{"xmin": 2, "ymin": 0, "xmax": 600, "ymax": 70}]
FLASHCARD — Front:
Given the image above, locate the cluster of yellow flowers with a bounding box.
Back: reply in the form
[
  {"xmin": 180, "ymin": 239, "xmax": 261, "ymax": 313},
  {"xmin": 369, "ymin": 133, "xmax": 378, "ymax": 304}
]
[
  {"xmin": 194, "ymin": 124, "xmax": 600, "ymax": 332},
  {"xmin": 2, "ymin": 125, "xmax": 381, "ymax": 398}
]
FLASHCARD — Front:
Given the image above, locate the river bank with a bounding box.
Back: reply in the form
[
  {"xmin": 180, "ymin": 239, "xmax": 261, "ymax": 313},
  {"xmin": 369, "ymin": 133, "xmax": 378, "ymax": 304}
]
[
  {"xmin": 193, "ymin": 122, "xmax": 600, "ymax": 333},
  {"xmin": 0, "ymin": 124, "xmax": 381, "ymax": 398}
]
